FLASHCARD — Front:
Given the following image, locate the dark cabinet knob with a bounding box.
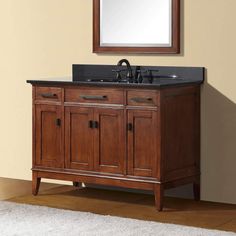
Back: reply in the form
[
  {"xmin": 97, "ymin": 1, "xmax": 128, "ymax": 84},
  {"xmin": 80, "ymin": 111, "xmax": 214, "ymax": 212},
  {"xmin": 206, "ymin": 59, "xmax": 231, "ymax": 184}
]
[
  {"xmin": 89, "ymin": 120, "xmax": 93, "ymax": 128},
  {"xmin": 88, "ymin": 120, "xmax": 99, "ymax": 129},
  {"xmin": 56, "ymin": 118, "xmax": 61, "ymax": 127},
  {"xmin": 127, "ymin": 123, "xmax": 133, "ymax": 131},
  {"xmin": 93, "ymin": 121, "xmax": 99, "ymax": 129}
]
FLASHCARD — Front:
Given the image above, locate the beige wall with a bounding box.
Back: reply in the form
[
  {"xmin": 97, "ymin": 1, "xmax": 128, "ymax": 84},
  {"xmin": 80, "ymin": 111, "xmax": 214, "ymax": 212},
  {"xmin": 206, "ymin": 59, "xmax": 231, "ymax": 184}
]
[{"xmin": 0, "ymin": 0, "xmax": 235, "ymax": 204}]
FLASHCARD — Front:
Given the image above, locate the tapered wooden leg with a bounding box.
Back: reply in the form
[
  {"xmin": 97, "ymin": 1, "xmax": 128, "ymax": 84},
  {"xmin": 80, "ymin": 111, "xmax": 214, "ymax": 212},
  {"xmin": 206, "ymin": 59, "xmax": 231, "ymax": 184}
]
[
  {"xmin": 32, "ymin": 172, "xmax": 41, "ymax": 196},
  {"xmin": 154, "ymin": 184, "xmax": 164, "ymax": 211},
  {"xmin": 73, "ymin": 182, "xmax": 83, "ymax": 188},
  {"xmin": 193, "ymin": 177, "xmax": 200, "ymax": 201}
]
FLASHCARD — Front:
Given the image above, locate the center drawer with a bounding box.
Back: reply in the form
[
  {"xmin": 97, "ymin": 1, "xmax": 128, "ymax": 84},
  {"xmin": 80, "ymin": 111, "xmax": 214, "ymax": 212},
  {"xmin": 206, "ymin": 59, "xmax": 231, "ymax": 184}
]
[{"xmin": 65, "ymin": 88, "xmax": 124, "ymax": 104}]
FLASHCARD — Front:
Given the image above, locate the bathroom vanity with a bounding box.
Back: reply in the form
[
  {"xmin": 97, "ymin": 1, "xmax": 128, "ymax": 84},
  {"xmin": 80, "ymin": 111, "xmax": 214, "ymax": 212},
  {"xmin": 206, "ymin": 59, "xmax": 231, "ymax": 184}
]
[{"xmin": 27, "ymin": 64, "xmax": 204, "ymax": 211}]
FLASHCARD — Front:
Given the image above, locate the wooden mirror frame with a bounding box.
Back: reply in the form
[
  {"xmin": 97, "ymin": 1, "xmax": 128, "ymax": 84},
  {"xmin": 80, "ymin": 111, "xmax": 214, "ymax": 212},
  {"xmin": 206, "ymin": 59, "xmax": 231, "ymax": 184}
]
[{"xmin": 93, "ymin": 0, "xmax": 180, "ymax": 54}]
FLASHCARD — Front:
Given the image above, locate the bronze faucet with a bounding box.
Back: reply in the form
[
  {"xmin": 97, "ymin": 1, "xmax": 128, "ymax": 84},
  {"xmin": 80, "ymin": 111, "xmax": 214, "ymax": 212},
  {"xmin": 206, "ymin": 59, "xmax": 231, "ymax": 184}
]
[{"xmin": 117, "ymin": 59, "xmax": 133, "ymax": 83}]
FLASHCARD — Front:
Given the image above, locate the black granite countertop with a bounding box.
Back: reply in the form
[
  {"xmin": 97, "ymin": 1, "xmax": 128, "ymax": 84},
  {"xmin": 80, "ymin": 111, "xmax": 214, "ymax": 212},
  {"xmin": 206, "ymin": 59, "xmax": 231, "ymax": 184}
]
[
  {"xmin": 27, "ymin": 78, "xmax": 202, "ymax": 88},
  {"xmin": 27, "ymin": 64, "xmax": 205, "ymax": 88}
]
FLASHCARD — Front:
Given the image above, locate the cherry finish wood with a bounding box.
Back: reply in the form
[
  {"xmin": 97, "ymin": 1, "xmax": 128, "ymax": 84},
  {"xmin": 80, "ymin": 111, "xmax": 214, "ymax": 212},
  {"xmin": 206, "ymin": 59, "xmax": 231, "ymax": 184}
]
[
  {"xmin": 65, "ymin": 107, "xmax": 94, "ymax": 171},
  {"xmin": 35, "ymin": 86, "xmax": 62, "ymax": 103},
  {"xmin": 65, "ymin": 88, "xmax": 124, "ymax": 105},
  {"xmin": 33, "ymin": 169, "xmax": 155, "ymax": 191},
  {"xmin": 161, "ymin": 86, "xmax": 200, "ymax": 182},
  {"xmin": 127, "ymin": 110, "xmax": 159, "ymax": 178},
  {"xmin": 193, "ymin": 176, "xmax": 201, "ymax": 201},
  {"xmin": 154, "ymin": 184, "xmax": 164, "ymax": 211},
  {"xmin": 65, "ymin": 106, "xmax": 125, "ymax": 174},
  {"xmin": 30, "ymin": 84, "xmax": 201, "ymax": 211},
  {"xmin": 35, "ymin": 104, "xmax": 63, "ymax": 168},
  {"xmin": 127, "ymin": 90, "xmax": 160, "ymax": 107},
  {"xmin": 32, "ymin": 172, "xmax": 41, "ymax": 196},
  {"xmin": 93, "ymin": 0, "xmax": 180, "ymax": 54},
  {"xmin": 94, "ymin": 108, "xmax": 125, "ymax": 174}
]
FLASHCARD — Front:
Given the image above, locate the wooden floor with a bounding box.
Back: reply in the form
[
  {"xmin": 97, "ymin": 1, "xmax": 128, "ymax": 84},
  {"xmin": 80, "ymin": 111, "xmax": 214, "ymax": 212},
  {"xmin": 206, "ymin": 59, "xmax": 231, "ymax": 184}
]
[{"xmin": 0, "ymin": 177, "xmax": 236, "ymax": 233}]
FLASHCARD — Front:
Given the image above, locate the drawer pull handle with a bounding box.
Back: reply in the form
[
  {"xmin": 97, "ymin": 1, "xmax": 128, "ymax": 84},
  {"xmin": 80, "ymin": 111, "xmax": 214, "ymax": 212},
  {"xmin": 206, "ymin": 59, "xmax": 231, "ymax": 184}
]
[
  {"xmin": 80, "ymin": 95, "xmax": 107, "ymax": 100},
  {"xmin": 130, "ymin": 97, "xmax": 153, "ymax": 103},
  {"xmin": 40, "ymin": 93, "xmax": 57, "ymax": 99}
]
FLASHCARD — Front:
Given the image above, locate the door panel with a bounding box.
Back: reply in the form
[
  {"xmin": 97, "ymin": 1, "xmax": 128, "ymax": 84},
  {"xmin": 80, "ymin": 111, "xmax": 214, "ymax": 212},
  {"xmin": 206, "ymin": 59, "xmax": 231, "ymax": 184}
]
[
  {"xmin": 127, "ymin": 110, "xmax": 159, "ymax": 177},
  {"xmin": 65, "ymin": 107, "xmax": 94, "ymax": 171},
  {"xmin": 94, "ymin": 108, "xmax": 125, "ymax": 174},
  {"xmin": 35, "ymin": 105, "xmax": 63, "ymax": 168}
]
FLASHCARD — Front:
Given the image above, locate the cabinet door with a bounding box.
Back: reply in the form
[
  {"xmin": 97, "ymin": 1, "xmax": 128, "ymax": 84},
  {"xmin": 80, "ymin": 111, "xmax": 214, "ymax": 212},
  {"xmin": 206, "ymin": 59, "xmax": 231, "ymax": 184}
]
[
  {"xmin": 35, "ymin": 105, "xmax": 63, "ymax": 168},
  {"xmin": 65, "ymin": 107, "xmax": 94, "ymax": 171},
  {"xmin": 94, "ymin": 108, "xmax": 125, "ymax": 174},
  {"xmin": 127, "ymin": 110, "xmax": 159, "ymax": 178}
]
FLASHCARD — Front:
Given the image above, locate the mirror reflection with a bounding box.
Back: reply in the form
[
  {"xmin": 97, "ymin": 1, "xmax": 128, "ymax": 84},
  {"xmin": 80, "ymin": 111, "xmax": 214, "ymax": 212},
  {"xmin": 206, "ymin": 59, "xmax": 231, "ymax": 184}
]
[
  {"xmin": 100, "ymin": 0, "xmax": 172, "ymax": 47},
  {"xmin": 93, "ymin": 0, "xmax": 180, "ymax": 53}
]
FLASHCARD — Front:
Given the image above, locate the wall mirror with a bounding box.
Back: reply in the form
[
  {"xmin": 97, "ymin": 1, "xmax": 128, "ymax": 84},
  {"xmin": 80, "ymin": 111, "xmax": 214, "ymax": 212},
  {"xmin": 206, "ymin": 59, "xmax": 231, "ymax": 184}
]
[{"xmin": 93, "ymin": 0, "xmax": 180, "ymax": 54}]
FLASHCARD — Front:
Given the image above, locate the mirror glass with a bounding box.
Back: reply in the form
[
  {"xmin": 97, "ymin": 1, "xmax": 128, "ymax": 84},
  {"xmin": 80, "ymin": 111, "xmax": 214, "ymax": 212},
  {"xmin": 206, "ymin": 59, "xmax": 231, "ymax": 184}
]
[
  {"xmin": 93, "ymin": 0, "xmax": 180, "ymax": 53},
  {"xmin": 100, "ymin": 0, "xmax": 172, "ymax": 47}
]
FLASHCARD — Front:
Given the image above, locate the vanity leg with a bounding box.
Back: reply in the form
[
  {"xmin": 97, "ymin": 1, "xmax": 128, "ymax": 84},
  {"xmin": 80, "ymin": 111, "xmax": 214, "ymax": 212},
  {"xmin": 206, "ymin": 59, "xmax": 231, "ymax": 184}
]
[
  {"xmin": 73, "ymin": 182, "xmax": 83, "ymax": 188},
  {"xmin": 32, "ymin": 172, "xmax": 41, "ymax": 196},
  {"xmin": 154, "ymin": 184, "xmax": 164, "ymax": 211},
  {"xmin": 193, "ymin": 177, "xmax": 200, "ymax": 201}
]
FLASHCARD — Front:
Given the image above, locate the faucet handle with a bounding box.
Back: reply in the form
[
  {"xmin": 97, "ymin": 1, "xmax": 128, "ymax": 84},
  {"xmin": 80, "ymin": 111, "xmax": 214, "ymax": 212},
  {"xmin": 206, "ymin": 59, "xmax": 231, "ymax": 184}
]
[
  {"xmin": 112, "ymin": 68, "xmax": 133, "ymax": 82},
  {"xmin": 134, "ymin": 66, "xmax": 142, "ymax": 83},
  {"xmin": 112, "ymin": 69, "xmax": 124, "ymax": 81},
  {"xmin": 143, "ymin": 69, "xmax": 159, "ymax": 84}
]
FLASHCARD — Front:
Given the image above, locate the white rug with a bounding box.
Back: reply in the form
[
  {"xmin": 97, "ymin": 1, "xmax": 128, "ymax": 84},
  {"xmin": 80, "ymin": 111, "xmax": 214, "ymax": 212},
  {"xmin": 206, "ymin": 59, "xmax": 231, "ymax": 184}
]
[{"xmin": 0, "ymin": 201, "xmax": 235, "ymax": 236}]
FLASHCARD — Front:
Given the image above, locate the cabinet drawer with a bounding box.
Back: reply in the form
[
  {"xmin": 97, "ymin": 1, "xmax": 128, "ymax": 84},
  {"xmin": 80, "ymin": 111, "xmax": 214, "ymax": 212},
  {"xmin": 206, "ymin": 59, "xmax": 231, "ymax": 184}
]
[
  {"xmin": 35, "ymin": 87, "xmax": 62, "ymax": 102},
  {"xmin": 65, "ymin": 88, "xmax": 124, "ymax": 104},
  {"xmin": 127, "ymin": 90, "xmax": 159, "ymax": 106}
]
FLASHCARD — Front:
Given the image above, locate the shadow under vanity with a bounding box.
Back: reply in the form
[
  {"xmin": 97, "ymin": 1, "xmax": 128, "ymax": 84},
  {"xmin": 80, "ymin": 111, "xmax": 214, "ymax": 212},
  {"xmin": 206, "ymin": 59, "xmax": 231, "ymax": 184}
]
[{"xmin": 27, "ymin": 62, "xmax": 204, "ymax": 211}]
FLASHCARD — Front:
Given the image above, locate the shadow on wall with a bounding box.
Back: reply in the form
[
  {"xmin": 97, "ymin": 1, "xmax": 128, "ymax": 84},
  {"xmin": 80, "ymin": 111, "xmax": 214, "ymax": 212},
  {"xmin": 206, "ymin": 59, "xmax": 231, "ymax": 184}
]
[
  {"xmin": 201, "ymin": 82, "xmax": 236, "ymax": 203},
  {"xmin": 168, "ymin": 81, "xmax": 236, "ymax": 202}
]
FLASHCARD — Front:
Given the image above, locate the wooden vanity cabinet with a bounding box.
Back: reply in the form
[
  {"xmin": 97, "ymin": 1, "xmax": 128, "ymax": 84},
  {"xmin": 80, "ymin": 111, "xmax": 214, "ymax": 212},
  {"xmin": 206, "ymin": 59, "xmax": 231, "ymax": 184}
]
[
  {"xmin": 65, "ymin": 106, "xmax": 125, "ymax": 174},
  {"xmin": 65, "ymin": 107, "xmax": 94, "ymax": 171},
  {"xmin": 34, "ymin": 89, "xmax": 64, "ymax": 170},
  {"xmin": 93, "ymin": 108, "xmax": 125, "ymax": 174},
  {"xmin": 127, "ymin": 109, "xmax": 159, "ymax": 178},
  {"xmin": 31, "ymin": 84, "xmax": 200, "ymax": 211}
]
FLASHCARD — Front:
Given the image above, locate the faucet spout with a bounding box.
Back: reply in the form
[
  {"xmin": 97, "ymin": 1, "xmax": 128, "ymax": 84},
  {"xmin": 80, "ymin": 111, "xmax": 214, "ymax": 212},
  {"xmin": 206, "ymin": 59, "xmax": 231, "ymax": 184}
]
[{"xmin": 117, "ymin": 59, "xmax": 133, "ymax": 82}]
